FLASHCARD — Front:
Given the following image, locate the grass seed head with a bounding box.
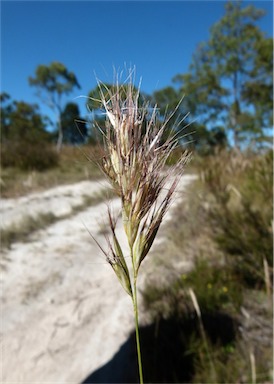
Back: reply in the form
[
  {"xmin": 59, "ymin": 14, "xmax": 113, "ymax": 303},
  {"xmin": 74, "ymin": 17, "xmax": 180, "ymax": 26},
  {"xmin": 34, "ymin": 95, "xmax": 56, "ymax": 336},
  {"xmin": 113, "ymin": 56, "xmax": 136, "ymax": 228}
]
[{"xmin": 95, "ymin": 69, "xmax": 190, "ymax": 287}]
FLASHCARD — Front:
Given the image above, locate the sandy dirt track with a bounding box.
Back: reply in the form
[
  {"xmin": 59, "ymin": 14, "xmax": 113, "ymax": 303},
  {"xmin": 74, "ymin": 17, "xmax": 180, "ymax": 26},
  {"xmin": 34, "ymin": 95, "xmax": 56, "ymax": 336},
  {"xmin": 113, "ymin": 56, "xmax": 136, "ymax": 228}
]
[{"xmin": 1, "ymin": 174, "xmax": 197, "ymax": 384}]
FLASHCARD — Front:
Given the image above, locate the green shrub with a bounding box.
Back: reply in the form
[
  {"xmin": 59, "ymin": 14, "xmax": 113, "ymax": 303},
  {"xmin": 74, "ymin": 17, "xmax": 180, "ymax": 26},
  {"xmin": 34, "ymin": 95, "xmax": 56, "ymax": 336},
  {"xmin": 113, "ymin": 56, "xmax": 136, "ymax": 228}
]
[
  {"xmin": 143, "ymin": 259, "xmax": 272, "ymax": 383},
  {"xmin": 201, "ymin": 149, "xmax": 273, "ymax": 289},
  {"xmin": 143, "ymin": 259, "xmax": 243, "ymax": 320},
  {"xmin": 142, "ymin": 259, "xmax": 244, "ymax": 383},
  {"xmin": 181, "ymin": 259, "xmax": 243, "ymax": 312},
  {"xmin": 212, "ymin": 201, "xmax": 272, "ymax": 288},
  {"xmin": 1, "ymin": 141, "xmax": 59, "ymax": 171}
]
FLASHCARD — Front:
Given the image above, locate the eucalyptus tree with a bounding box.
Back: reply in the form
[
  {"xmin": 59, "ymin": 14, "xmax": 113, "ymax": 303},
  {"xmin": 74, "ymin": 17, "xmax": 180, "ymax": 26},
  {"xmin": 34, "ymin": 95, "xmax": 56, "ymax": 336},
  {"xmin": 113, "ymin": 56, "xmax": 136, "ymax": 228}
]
[
  {"xmin": 61, "ymin": 102, "xmax": 88, "ymax": 144},
  {"xmin": 174, "ymin": 1, "xmax": 273, "ymax": 148},
  {"xmin": 29, "ymin": 61, "xmax": 81, "ymax": 151}
]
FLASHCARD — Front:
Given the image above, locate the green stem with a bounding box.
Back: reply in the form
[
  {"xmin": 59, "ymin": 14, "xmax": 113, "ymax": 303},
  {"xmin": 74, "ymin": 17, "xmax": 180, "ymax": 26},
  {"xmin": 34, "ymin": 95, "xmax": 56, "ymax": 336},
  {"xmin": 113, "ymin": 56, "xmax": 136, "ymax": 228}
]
[{"xmin": 132, "ymin": 276, "xmax": 144, "ymax": 384}]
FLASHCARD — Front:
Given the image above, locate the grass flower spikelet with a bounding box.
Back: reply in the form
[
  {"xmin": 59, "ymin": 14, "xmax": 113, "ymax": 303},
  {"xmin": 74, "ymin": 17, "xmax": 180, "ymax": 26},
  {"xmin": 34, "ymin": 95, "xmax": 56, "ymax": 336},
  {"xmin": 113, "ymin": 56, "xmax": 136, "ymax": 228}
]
[{"xmin": 97, "ymin": 76, "xmax": 189, "ymax": 275}]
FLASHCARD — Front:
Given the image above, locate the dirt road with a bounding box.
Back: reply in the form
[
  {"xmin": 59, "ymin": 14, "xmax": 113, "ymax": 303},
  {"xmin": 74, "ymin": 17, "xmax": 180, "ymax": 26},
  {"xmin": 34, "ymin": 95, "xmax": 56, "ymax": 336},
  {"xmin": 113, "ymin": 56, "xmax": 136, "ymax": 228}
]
[{"xmin": 1, "ymin": 174, "xmax": 196, "ymax": 384}]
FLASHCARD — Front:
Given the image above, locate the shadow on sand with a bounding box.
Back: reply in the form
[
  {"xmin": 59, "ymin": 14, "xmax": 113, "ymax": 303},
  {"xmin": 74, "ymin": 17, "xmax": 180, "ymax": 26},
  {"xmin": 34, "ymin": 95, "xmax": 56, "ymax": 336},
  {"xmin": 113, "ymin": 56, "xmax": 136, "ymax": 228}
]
[{"xmin": 82, "ymin": 311, "xmax": 237, "ymax": 383}]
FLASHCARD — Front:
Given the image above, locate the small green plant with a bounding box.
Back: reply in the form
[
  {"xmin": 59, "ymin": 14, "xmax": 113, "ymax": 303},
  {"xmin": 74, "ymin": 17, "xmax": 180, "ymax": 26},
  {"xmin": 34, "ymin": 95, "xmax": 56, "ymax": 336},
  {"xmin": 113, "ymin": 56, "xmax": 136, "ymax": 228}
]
[
  {"xmin": 91, "ymin": 70, "xmax": 189, "ymax": 383},
  {"xmin": 143, "ymin": 258, "xmax": 243, "ymax": 319},
  {"xmin": 182, "ymin": 259, "xmax": 243, "ymax": 312}
]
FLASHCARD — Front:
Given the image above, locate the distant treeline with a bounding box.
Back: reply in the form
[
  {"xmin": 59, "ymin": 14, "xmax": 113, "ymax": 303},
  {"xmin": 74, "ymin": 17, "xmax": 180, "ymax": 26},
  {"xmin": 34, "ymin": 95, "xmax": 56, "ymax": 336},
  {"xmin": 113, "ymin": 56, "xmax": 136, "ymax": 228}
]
[{"xmin": 1, "ymin": 1, "xmax": 272, "ymax": 170}]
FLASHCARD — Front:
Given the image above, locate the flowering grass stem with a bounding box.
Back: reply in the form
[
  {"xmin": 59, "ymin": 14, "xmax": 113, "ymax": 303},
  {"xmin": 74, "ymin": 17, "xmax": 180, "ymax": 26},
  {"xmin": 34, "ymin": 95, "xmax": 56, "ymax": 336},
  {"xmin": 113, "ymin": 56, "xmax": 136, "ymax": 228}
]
[
  {"xmin": 133, "ymin": 275, "xmax": 144, "ymax": 384},
  {"xmin": 91, "ymin": 68, "xmax": 189, "ymax": 384}
]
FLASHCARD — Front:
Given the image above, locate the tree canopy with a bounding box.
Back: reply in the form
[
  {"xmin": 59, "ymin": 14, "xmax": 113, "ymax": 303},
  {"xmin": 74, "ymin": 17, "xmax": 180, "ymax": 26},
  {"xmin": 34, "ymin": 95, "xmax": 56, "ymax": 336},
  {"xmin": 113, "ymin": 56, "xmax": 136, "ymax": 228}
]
[
  {"xmin": 61, "ymin": 102, "xmax": 88, "ymax": 145},
  {"xmin": 0, "ymin": 94, "xmax": 58, "ymax": 170},
  {"xmin": 173, "ymin": 0, "xmax": 273, "ymax": 149},
  {"xmin": 29, "ymin": 61, "xmax": 81, "ymax": 151},
  {"xmin": 1, "ymin": 94, "xmax": 49, "ymax": 143}
]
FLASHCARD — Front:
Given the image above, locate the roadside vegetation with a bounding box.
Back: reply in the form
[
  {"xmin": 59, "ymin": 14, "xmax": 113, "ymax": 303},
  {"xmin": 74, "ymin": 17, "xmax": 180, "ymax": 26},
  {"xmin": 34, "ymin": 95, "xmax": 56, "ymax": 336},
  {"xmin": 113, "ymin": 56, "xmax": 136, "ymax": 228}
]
[
  {"xmin": 141, "ymin": 149, "xmax": 273, "ymax": 383},
  {"xmin": 0, "ymin": 145, "xmax": 102, "ymax": 198}
]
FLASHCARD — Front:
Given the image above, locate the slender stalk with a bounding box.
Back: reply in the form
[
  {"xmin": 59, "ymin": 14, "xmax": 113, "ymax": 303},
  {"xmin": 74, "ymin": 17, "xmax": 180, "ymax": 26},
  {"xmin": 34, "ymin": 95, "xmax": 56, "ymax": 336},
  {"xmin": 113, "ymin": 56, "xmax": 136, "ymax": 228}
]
[
  {"xmin": 189, "ymin": 289, "xmax": 216, "ymax": 382},
  {"xmin": 132, "ymin": 275, "xmax": 144, "ymax": 384}
]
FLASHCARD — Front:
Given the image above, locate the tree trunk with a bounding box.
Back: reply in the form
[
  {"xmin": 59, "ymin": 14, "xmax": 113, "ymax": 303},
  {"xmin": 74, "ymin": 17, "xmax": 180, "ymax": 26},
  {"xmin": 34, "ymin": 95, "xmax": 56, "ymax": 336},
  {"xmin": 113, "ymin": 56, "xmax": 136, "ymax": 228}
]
[
  {"xmin": 232, "ymin": 72, "xmax": 241, "ymax": 149},
  {"xmin": 56, "ymin": 109, "xmax": 63, "ymax": 152},
  {"xmin": 56, "ymin": 126, "xmax": 63, "ymax": 152}
]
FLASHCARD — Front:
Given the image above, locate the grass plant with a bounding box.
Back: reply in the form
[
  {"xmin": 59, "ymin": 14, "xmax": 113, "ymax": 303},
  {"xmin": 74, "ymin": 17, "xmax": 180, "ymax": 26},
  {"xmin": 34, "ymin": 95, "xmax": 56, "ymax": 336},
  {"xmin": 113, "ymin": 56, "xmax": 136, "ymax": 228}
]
[
  {"xmin": 188, "ymin": 288, "xmax": 217, "ymax": 382},
  {"xmin": 200, "ymin": 149, "xmax": 273, "ymax": 289},
  {"xmin": 91, "ymin": 70, "xmax": 189, "ymax": 383}
]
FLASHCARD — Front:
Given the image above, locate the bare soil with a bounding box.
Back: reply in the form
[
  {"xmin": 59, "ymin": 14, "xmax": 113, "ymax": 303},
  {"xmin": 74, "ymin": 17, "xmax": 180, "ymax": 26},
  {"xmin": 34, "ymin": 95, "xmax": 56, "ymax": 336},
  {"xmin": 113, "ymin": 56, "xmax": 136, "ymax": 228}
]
[{"xmin": 1, "ymin": 174, "xmax": 197, "ymax": 384}]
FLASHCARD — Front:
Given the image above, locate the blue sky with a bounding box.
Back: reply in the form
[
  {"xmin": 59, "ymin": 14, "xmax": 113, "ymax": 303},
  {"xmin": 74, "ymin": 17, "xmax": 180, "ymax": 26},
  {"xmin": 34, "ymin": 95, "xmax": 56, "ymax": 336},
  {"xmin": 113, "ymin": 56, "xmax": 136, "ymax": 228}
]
[{"xmin": 1, "ymin": 0, "xmax": 273, "ymax": 123}]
